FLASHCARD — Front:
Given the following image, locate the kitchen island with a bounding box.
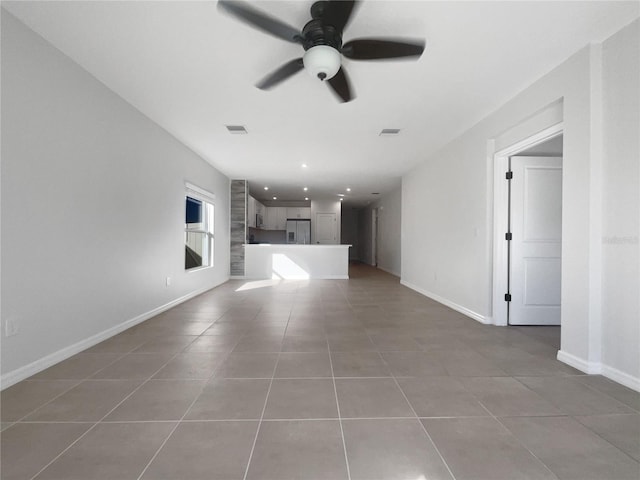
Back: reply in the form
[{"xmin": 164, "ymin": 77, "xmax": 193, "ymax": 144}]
[{"xmin": 244, "ymin": 244, "xmax": 351, "ymax": 279}]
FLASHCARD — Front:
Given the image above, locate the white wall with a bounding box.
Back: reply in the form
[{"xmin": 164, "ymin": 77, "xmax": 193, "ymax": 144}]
[
  {"xmin": 402, "ymin": 19, "xmax": 640, "ymax": 389},
  {"xmin": 601, "ymin": 20, "xmax": 640, "ymax": 383},
  {"xmin": 310, "ymin": 199, "xmax": 341, "ymax": 244},
  {"xmin": 1, "ymin": 12, "xmax": 230, "ymax": 386}
]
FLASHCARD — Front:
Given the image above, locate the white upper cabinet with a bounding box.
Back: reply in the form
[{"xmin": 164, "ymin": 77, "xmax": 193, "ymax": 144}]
[
  {"xmin": 286, "ymin": 207, "xmax": 311, "ymax": 219},
  {"xmin": 248, "ymin": 196, "xmax": 256, "ymax": 227},
  {"xmin": 263, "ymin": 207, "xmax": 287, "ymax": 230}
]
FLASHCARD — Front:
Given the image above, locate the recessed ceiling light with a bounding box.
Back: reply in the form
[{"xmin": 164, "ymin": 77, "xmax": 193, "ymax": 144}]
[
  {"xmin": 225, "ymin": 125, "xmax": 248, "ymax": 134},
  {"xmin": 337, "ymin": 194, "xmax": 345, "ymax": 197},
  {"xmin": 273, "ymin": 196, "xmax": 277, "ymax": 200},
  {"xmin": 340, "ymin": 198, "xmax": 344, "ymax": 201},
  {"xmin": 264, "ymin": 186, "xmax": 269, "ymax": 190},
  {"xmin": 346, "ymin": 187, "xmax": 351, "ymax": 192},
  {"xmin": 301, "ymin": 164, "xmax": 308, "ymax": 168},
  {"xmin": 303, "ymin": 187, "xmax": 308, "ymax": 191},
  {"xmin": 379, "ymin": 128, "xmax": 400, "ymax": 136},
  {"xmin": 305, "ymin": 197, "xmax": 309, "ymax": 201}
]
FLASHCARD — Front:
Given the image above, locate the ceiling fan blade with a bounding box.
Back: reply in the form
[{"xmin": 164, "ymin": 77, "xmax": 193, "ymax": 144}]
[
  {"xmin": 256, "ymin": 58, "xmax": 304, "ymax": 90},
  {"xmin": 342, "ymin": 38, "xmax": 426, "ymax": 60},
  {"xmin": 327, "ymin": 67, "xmax": 354, "ymax": 103},
  {"xmin": 323, "ymin": 0, "xmax": 358, "ymax": 34},
  {"xmin": 218, "ymin": 0, "xmax": 302, "ymax": 44}
]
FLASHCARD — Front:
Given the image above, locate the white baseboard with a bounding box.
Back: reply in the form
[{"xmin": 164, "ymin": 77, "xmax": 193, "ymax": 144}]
[
  {"xmin": 601, "ymin": 364, "xmax": 640, "ymax": 393},
  {"xmin": 400, "ymin": 280, "xmax": 490, "ymax": 324},
  {"xmin": 556, "ymin": 350, "xmax": 601, "ymax": 374},
  {"xmin": 377, "ymin": 265, "xmax": 401, "ymax": 278},
  {"xmin": 229, "ymin": 275, "xmax": 246, "ymax": 280},
  {"xmin": 1, "ymin": 280, "xmax": 228, "ymax": 390},
  {"xmin": 557, "ymin": 350, "xmax": 640, "ymax": 392}
]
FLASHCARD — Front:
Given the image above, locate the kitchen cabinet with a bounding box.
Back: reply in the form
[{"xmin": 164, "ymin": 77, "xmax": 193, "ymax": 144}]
[
  {"xmin": 248, "ymin": 196, "xmax": 256, "ymax": 227},
  {"xmin": 286, "ymin": 207, "xmax": 311, "ymax": 219},
  {"xmin": 263, "ymin": 207, "xmax": 287, "ymax": 230}
]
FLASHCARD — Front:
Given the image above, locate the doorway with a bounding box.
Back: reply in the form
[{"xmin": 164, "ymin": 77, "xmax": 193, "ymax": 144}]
[
  {"xmin": 371, "ymin": 208, "xmax": 378, "ymax": 267},
  {"xmin": 493, "ymin": 124, "xmax": 564, "ymax": 326}
]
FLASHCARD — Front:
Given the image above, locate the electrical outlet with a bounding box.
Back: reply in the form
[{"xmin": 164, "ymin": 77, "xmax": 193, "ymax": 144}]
[
  {"xmin": 5, "ymin": 319, "xmax": 19, "ymax": 337},
  {"xmin": 166, "ymin": 276, "xmax": 171, "ymax": 287}
]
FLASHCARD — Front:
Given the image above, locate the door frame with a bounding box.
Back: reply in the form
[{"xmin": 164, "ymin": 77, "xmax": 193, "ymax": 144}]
[
  {"xmin": 492, "ymin": 122, "xmax": 563, "ymax": 326},
  {"xmin": 371, "ymin": 208, "xmax": 378, "ymax": 266}
]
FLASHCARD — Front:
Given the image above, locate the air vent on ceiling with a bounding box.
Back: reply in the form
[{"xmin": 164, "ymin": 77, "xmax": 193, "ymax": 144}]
[
  {"xmin": 226, "ymin": 125, "xmax": 248, "ymax": 134},
  {"xmin": 379, "ymin": 128, "xmax": 400, "ymax": 136},
  {"xmin": 371, "ymin": 192, "xmax": 380, "ymax": 195}
]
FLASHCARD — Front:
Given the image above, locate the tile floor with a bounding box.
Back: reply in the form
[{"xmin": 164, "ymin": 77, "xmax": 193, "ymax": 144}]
[{"xmin": 2, "ymin": 264, "xmax": 639, "ymax": 479}]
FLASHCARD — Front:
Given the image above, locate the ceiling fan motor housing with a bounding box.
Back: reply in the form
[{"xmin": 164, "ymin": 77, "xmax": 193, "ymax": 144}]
[{"xmin": 302, "ymin": 19, "xmax": 342, "ymax": 80}]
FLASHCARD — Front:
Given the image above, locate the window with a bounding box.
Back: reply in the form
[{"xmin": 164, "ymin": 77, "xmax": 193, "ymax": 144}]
[{"xmin": 185, "ymin": 185, "xmax": 215, "ymax": 270}]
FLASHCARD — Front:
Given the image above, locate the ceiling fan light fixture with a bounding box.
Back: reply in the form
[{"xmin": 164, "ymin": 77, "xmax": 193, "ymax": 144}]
[{"xmin": 303, "ymin": 45, "xmax": 341, "ymax": 81}]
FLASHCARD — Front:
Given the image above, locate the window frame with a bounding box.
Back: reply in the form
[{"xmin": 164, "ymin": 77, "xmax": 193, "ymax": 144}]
[{"xmin": 184, "ymin": 183, "xmax": 216, "ymax": 272}]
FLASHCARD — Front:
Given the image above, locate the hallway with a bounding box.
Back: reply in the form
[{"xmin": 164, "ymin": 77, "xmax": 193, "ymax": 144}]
[{"xmin": 2, "ymin": 264, "xmax": 639, "ymax": 479}]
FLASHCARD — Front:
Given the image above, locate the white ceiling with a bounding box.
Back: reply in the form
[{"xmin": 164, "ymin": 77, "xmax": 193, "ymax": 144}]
[{"xmin": 4, "ymin": 1, "xmax": 638, "ymax": 206}]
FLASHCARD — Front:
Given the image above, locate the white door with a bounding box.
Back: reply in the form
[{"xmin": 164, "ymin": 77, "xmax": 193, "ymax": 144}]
[
  {"xmin": 315, "ymin": 213, "xmax": 337, "ymax": 244},
  {"xmin": 509, "ymin": 156, "xmax": 562, "ymax": 325}
]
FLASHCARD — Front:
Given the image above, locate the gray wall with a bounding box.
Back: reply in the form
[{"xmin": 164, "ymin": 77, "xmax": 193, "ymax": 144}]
[{"xmin": 1, "ymin": 12, "xmax": 230, "ymax": 384}]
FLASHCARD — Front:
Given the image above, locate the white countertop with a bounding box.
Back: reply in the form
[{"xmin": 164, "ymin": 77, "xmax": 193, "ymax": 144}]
[{"xmin": 244, "ymin": 244, "xmax": 351, "ymax": 248}]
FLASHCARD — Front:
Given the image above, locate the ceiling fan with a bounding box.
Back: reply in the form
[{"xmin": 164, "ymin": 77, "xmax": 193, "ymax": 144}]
[{"xmin": 218, "ymin": 0, "xmax": 426, "ymax": 102}]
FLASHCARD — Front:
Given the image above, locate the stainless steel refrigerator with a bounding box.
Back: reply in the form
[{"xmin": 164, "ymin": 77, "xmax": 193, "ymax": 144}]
[{"xmin": 286, "ymin": 219, "xmax": 311, "ymax": 244}]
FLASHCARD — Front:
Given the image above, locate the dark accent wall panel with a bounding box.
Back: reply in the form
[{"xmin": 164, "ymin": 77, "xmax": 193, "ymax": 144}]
[{"xmin": 230, "ymin": 180, "xmax": 247, "ymax": 276}]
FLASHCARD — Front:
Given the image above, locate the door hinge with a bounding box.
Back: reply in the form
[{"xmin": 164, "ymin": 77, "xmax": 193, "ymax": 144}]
[
  {"xmin": 505, "ymin": 171, "xmax": 513, "ymax": 180},
  {"xmin": 505, "ymin": 232, "xmax": 512, "ymax": 241},
  {"xmin": 504, "ymin": 293, "xmax": 512, "ymax": 302}
]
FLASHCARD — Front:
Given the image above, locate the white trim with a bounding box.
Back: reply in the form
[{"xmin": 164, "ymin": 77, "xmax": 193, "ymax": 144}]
[
  {"xmin": 1, "ymin": 280, "xmax": 228, "ymax": 390},
  {"xmin": 492, "ymin": 122, "xmax": 564, "ymax": 326},
  {"xmin": 601, "ymin": 364, "xmax": 640, "ymax": 393},
  {"xmin": 377, "ymin": 265, "xmax": 400, "ymax": 278},
  {"xmin": 556, "ymin": 351, "xmax": 640, "ymax": 392},
  {"xmin": 185, "ymin": 181, "xmax": 216, "ymax": 202},
  {"xmin": 557, "ymin": 350, "xmax": 601, "ymax": 374},
  {"xmin": 400, "ymin": 280, "xmax": 490, "ymax": 324}
]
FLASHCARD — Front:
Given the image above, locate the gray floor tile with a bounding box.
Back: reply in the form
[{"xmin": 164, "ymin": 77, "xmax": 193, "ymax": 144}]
[
  {"xmin": 574, "ymin": 375, "xmax": 640, "ymax": 411},
  {"xmin": 32, "ymin": 353, "xmax": 123, "ymax": 380},
  {"xmin": 152, "ymin": 352, "xmax": 227, "ymax": 379},
  {"xmin": 368, "ymin": 334, "xmax": 422, "ymax": 351},
  {"xmin": 501, "ymin": 416, "xmax": 640, "ymax": 479},
  {"xmin": 105, "ymin": 379, "xmax": 204, "ymax": 421},
  {"xmin": 232, "ymin": 335, "xmax": 284, "ymax": 353},
  {"xmin": 25, "ymin": 380, "xmax": 141, "ymax": 421},
  {"xmin": 36, "ymin": 422, "xmax": 175, "ymax": 480},
  {"xmin": 275, "ymin": 352, "xmax": 332, "ymax": 377},
  {"xmin": 141, "ymin": 421, "xmax": 258, "ymax": 479},
  {"xmin": 84, "ymin": 334, "xmax": 147, "ymax": 353},
  {"xmin": 381, "ymin": 351, "xmax": 448, "ymax": 376},
  {"xmin": 461, "ymin": 376, "xmax": 563, "ymax": 416},
  {"xmin": 91, "ymin": 353, "xmax": 175, "ymax": 379},
  {"xmin": 1, "ymin": 380, "xmax": 79, "ymax": 421},
  {"xmin": 132, "ymin": 335, "xmax": 198, "ymax": 353},
  {"xmin": 330, "ymin": 352, "xmax": 391, "ymax": 377},
  {"xmin": 186, "ymin": 378, "xmax": 270, "ymax": 420},
  {"xmin": 328, "ymin": 334, "xmax": 377, "ymax": 351},
  {"xmin": 336, "ymin": 378, "xmax": 414, "ymax": 418},
  {"xmin": 216, "ymin": 353, "xmax": 279, "ymax": 378},
  {"xmin": 423, "ymin": 417, "xmax": 557, "ymax": 480},
  {"xmin": 264, "ymin": 379, "xmax": 338, "ymax": 419},
  {"xmin": 397, "ymin": 376, "xmax": 488, "ymax": 417},
  {"xmin": 517, "ymin": 376, "xmax": 635, "ymax": 415},
  {"xmin": 246, "ymin": 420, "xmax": 348, "ymax": 480},
  {"xmin": 183, "ymin": 334, "xmax": 241, "ymax": 352},
  {"xmin": 281, "ymin": 335, "xmax": 329, "ymax": 352},
  {"xmin": 574, "ymin": 414, "xmax": 640, "ymax": 461},
  {"xmin": 342, "ymin": 418, "xmax": 453, "ymax": 480},
  {"xmin": 0, "ymin": 422, "xmax": 92, "ymax": 480}
]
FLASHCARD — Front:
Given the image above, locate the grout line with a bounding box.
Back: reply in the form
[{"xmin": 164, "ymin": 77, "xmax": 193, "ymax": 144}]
[
  {"xmin": 240, "ymin": 308, "xmax": 288, "ymax": 480},
  {"xmin": 328, "ymin": 325, "xmax": 353, "ymax": 480},
  {"xmin": 372, "ymin": 344, "xmax": 458, "ymax": 480},
  {"xmin": 28, "ymin": 347, "xmax": 192, "ymax": 480}
]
